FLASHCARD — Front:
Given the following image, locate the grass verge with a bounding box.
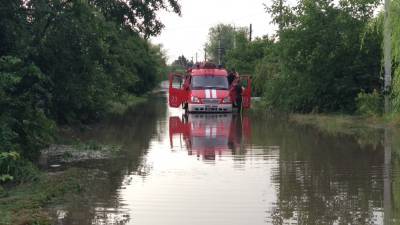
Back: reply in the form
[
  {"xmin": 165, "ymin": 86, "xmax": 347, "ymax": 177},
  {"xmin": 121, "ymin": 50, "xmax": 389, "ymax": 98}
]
[
  {"xmin": 108, "ymin": 94, "xmax": 147, "ymax": 115},
  {"xmin": 289, "ymin": 114, "xmax": 386, "ymax": 149},
  {"xmin": 289, "ymin": 114, "xmax": 381, "ymax": 135},
  {"xmin": 0, "ymin": 168, "xmax": 85, "ymax": 225}
]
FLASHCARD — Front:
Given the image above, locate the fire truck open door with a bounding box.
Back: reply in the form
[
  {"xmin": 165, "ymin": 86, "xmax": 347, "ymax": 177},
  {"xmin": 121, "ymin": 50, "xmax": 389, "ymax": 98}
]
[
  {"xmin": 241, "ymin": 76, "xmax": 252, "ymax": 109},
  {"xmin": 169, "ymin": 74, "xmax": 186, "ymax": 108},
  {"xmin": 169, "ymin": 116, "xmax": 191, "ymax": 148}
]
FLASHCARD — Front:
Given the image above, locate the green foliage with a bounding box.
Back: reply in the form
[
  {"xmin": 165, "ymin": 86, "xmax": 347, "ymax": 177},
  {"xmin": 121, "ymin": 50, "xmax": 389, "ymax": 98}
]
[
  {"xmin": 32, "ymin": 1, "xmax": 116, "ymax": 122},
  {"xmin": 171, "ymin": 55, "xmax": 191, "ymax": 68},
  {"xmin": 0, "ymin": 56, "xmax": 55, "ymax": 161},
  {"xmin": 225, "ymin": 35, "xmax": 278, "ymax": 96},
  {"xmin": 88, "ymin": 0, "xmax": 181, "ymax": 38},
  {"xmin": 206, "ymin": 24, "xmax": 279, "ymax": 96},
  {"xmin": 0, "ymin": 168, "xmax": 85, "ymax": 225},
  {"xmin": 261, "ymin": 0, "xmax": 382, "ymax": 113},
  {"xmin": 0, "ymin": 0, "xmax": 178, "ymax": 181},
  {"xmin": 356, "ymin": 90, "xmax": 382, "ymax": 116},
  {"xmin": 0, "ymin": 0, "xmax": 28, "ymax": 57},
  {"xmin": 391, "ymin": 0, "xmax": 400, "ymax": 112},
  {"xmin": 0, "ymin": 152, "xmax": 40, "ymax": 184},
  {"xmin": 108, "ymin": 95, "xmax": 147, "ymax": 115},
  {"xmin": 26, "ymin": 0, "xmax": 171, "ymax": 122},
  {"xmin": 205, "ymin": 24, "xmax": 247, "ymax": 64}
]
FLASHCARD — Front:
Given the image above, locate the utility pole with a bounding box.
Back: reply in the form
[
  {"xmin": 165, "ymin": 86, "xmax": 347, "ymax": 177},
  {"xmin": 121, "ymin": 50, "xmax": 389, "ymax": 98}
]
[
  {"xmin": 249, "ymin": 24, "xmax": 253, "ymax": 41},
  {"xmin": 384, "ymin": 0, "xmax": 392, "ymax": 113},
  {"xmin": 204, "ymin": 48, "xmax": 207, "ymax": 62},
  {"xmin": 195, "ymin": 52, "xmax": 198, "ymax": 63}
]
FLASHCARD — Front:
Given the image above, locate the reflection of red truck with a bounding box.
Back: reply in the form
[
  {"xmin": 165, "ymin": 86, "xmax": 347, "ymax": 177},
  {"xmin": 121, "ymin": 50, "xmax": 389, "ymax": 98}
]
[
  {"xmin": 169, "ymin": 63, "xmax": 251, "ymax": 113},
  {"xmin": 169, "ymin": 114, "xmax": 251, "ymax": 160}
]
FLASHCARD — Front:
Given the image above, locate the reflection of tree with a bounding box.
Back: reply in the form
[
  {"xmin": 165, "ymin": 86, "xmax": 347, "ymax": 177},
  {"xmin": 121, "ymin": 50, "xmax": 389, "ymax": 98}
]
[
  {"xmin": 391, "ymin": 129, "xmax": 400, "ymax": 224},
  {"xmin": 393, "ymin": 156, "xmax": 400, "ymax": 223},
  {"xmin": 272, "ymin": 126, "xmax": 384, "ymax": 225},
  {"xmin": 50, "ymin": 96, "xmax": 167, "ymax": 224},
  {"xmin": 250, "ymin": 115, "xmax": 385, "ymax": 225}
]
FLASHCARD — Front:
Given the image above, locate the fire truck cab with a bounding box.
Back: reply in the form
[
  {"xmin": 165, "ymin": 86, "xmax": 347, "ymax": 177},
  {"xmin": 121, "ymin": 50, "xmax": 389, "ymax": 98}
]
[{"xmin": 168, "ymin": 63, "xmax": 251, "ymax": 113}]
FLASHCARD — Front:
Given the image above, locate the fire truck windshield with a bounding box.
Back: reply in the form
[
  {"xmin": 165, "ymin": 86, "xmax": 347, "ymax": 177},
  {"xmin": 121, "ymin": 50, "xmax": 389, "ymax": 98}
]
[{"xmin": 191, "ymin": 76, "xmax": 229, "ymax": 90}]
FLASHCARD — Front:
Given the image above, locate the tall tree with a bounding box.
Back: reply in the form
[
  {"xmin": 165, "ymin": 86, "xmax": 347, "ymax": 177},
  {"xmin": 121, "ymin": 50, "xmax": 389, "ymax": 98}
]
[
  {"xmin": 391, "ymin": 0, "xmax": 400, "ymax": 111},
  {"xmin": 0, "ymin": 0, "xmax": 28, "ymax": 57},
  {"xmin": 263, "ymin": 0, "xmax": 382, "ymax": 112},
  {"xmin": 205, "ymin": 24, "xmax": 247, "ymax": 64},
  {"xmin": 88, "ymin": 0, "xmax": 181, "ymax": 38}
]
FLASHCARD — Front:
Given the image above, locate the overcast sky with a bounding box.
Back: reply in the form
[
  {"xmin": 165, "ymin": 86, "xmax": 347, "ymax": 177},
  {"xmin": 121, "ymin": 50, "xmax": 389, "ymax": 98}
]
[{"xmin": 151, "ymin": 0, "xmax": 277, "ymax": 63}]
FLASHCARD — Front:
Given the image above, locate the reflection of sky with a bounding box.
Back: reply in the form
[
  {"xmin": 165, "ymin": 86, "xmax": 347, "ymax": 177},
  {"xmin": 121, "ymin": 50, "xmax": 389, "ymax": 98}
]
[{"xmin": 191, "ymin": 136, "xmax": 228, "ymax": 149}]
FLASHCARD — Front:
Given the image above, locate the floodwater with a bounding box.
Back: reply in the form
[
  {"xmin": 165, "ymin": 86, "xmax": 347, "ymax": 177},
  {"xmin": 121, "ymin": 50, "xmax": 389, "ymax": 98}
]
[{"xmin": 48, "ymin": 93, "xmax": 400, "ymax": 225}]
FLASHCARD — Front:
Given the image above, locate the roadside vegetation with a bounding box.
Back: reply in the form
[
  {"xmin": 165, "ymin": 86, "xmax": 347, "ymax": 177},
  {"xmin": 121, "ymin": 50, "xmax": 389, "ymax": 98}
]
[
  {"xmin": 206, "ymin": 0, "xmax": 384, "ymax": 114},
  {"xmin": 202, "ymin": 0, "xmax": 400, "ymax": 125},
  {"xmin": 0, "ymin": 168, "xmax": 85, "ymax": 225},
  {"xmin": 0, "ymin": 0, "xmax": 180, "ymax": 224}
]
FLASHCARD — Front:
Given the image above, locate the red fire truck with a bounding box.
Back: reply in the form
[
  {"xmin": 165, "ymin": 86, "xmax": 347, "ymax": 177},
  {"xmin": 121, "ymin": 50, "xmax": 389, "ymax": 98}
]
[{"xmin": 168, "ymin": 63, "xmax": 251, "ymax": 113}]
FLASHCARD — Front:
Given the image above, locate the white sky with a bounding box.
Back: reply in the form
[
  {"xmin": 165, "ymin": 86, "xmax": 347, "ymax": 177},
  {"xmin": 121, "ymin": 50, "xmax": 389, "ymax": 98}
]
[{"xmin": 151, "ymin": 0, "xmax": 277, "ymax": 63}]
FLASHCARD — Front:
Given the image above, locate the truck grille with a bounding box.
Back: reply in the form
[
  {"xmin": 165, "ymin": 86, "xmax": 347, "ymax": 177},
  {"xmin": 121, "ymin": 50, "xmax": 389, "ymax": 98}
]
[{"xmin": 202, "ymin": 98, "xmax": 220, "ymax": 104}]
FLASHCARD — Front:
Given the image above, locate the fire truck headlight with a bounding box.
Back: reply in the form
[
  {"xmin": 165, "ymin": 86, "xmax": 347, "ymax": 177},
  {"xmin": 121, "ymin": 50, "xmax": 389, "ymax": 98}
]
[
  {"xmin": 222, "ymin": 96, "xmax": 231, "ymax": 104},
  {"xmin": 191, "ymin": 96, "xmax": 200, "ymax": 103}
]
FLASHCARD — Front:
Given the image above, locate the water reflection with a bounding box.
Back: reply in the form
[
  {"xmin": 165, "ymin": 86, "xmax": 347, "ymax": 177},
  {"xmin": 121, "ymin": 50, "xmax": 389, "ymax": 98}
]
[
  {"xmin": 169, "ymin": 114, "xmax": 251, "ymax": 160},
  {"xmin": 47, "ymin": 94, "xmax": 400, "ymax": 225},
  {"xmin": 48, "ymin": 96, "xmax": 167, "ymax": 225}
]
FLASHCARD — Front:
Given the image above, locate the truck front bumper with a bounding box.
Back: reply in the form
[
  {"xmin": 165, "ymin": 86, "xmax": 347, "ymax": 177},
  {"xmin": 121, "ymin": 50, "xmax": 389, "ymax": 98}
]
[{"xmin": 188, "ymin": 103, "xmax": 232, "ymax": 113}]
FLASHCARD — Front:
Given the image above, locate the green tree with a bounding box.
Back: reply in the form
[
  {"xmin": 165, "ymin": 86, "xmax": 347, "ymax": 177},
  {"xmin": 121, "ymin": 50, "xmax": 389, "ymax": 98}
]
[
  {"xmin": 391, "ymin": 0, "xmax": 400, "ymax": 112},
  {"xmin": 224, "ymin": 33, "xmax": 277, "ymax": 96},
  {"xmin": 0, "ymin": 0, "xmax": 28, "ymax": 57},
  {"xmin": 0, "ymin": 0, "xmax": 179, "ymax": 170},
  {"xmin": 26, "ymin": 0, "xmax": 175, "ymax": 122},
  {"xmin": 172, "ymin": 55, "xmax": 190, "ymax": 68},
  {"xmin": 88, "ymin": 0, "xmax": 181, "ymax": 38},
  {"xmin": 263, "ymin": 0, "xmax": 382, "ymax": 112},
  {"xmin": 205, "ymin": 24, "xmax": 247, "ymax": 64},
  {"xmin": 0, "ymin": 56, "xmax": 54, "ymax": 160},
  {"xmin": 29, "ymin": 0, "xmax": 114, "ymax": 123}
]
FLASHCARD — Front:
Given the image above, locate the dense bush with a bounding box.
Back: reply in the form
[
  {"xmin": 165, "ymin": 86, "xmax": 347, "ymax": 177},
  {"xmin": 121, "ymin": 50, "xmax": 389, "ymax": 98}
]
[
  {"xmin": 0, "ymin": 56, "xmax": 55, "ymax": 160},
  {"xmin": 0, "ymin": 152, "xmax": 39, "ymax": 184},
  {"xmin": 262, "ymin": 0, "xmax": 382, "ymax": 113},
  {"xmin": 356, "ymin": 90, "xmax": 382, "ymax": 116},
  {"xmin": 213, "ymin": 1, "xmax": 382, "ymax": 113},
  {"xmin": 225, "ymin": 34, "xmax": 277, "ymax": 97},
  {"xmin": 391, "ymin": 0, "xmax": 400, "ymax": 112}
]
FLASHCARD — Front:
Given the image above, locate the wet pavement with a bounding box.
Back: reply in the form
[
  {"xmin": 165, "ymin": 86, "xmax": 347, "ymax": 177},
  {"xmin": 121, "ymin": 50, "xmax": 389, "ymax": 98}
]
[{"xmin": 48, "ymin": 94, "xmax": 400, "ymax": 225}]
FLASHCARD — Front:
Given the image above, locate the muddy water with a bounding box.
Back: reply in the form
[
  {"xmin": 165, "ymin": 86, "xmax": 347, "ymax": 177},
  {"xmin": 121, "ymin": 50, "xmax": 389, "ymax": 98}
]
[{"xmin": 48, "ymin": 94, "xmax": 400, "ymax": 225}]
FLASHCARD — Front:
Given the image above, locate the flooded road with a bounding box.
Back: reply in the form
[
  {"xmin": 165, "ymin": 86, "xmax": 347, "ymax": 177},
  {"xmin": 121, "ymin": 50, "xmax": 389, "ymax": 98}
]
[{"xmin": 49, "ymin": 94, "xmax": 400, "ymax": 225}]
